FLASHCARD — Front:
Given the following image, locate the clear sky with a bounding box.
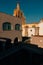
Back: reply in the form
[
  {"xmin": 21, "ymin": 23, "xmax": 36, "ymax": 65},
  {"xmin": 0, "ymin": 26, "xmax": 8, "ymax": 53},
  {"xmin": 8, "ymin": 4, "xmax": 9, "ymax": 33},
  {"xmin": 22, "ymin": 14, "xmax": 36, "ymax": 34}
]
[{"xmin": 0, "ymin": 0, "xmax": 43, "ymax": 23}]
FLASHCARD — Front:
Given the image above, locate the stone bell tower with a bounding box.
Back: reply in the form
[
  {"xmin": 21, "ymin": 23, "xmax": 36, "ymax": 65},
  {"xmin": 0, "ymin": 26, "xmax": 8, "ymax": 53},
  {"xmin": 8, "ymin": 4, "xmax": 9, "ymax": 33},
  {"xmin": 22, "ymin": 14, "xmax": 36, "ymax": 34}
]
[{"xmin": 13, "ymin": 3, "xmax": 26, "ymax": 24}]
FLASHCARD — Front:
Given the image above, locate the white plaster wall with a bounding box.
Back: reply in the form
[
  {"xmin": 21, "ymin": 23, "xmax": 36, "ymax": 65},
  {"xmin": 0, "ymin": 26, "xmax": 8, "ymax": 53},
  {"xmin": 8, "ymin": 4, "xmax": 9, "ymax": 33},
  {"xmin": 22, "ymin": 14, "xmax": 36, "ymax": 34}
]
[
  {"xmin": 39, "ymin": 22, "xmax": 43, "ymax": 35},
  {"xmin": 22, "ymin": 28, "xmax": 25, "ymax": 36},
  {"xmin": 28, "ymin": 28, "xmax": 35, "ymax": 37}
]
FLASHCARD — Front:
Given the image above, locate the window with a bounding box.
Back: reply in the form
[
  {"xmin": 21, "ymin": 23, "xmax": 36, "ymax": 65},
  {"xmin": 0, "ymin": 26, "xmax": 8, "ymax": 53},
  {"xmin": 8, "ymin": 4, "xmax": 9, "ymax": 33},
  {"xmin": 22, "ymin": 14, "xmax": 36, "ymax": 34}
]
[
  {"xmin": 30, "ymin": 29, "xmax": 32, "ymax": 31},
  {"xmin": 3, "ymin": 22, "xmax": 11, "ymax": 31},
  {"xmin": 15, "ymin": 24, "xmax": 20, "ymax": 30}
]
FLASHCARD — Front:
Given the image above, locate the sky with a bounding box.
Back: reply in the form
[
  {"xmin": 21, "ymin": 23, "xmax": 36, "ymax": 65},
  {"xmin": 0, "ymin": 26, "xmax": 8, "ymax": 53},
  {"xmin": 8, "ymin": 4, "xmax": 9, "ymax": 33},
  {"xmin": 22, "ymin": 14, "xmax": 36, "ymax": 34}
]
[{"xmin": 0, "ymin": 0, "xmax": 43, "ymax": 23}]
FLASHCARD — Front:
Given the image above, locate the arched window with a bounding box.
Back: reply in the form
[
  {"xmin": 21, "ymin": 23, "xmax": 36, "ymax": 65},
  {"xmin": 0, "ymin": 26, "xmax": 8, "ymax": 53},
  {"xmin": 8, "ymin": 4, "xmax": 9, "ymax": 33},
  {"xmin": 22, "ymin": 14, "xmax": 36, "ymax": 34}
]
[
  {"xmin": 3, "ymin": 22, "xmax": 11, "ymax": 31},
  {"xmin": 15, "ymin": 24, "xmax": 20, "ymax": 30}
]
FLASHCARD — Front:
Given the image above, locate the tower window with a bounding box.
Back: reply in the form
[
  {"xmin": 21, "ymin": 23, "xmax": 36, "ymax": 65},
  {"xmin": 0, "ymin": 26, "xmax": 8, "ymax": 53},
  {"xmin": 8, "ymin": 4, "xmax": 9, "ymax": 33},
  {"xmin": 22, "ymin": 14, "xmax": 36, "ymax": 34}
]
[{"xmin": 3, "ymin": 22, "xmax": 11, "ymax": 31}]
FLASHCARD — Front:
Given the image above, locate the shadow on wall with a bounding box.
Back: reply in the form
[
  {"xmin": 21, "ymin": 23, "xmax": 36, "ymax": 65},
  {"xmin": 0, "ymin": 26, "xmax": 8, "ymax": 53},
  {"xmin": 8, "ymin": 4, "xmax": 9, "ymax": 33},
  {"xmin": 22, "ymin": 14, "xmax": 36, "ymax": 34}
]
[{"xmin": 22, "ymin": 36, "xmax": 31, "ymax": 42}]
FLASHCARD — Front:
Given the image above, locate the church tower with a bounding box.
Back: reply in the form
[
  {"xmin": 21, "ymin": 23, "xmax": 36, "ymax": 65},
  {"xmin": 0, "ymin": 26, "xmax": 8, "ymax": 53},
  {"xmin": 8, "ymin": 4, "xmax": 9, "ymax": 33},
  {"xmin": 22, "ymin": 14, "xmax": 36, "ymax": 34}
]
[{"xmin": 13, "ymin": 3, "xmax": 26, "ymax": 24}]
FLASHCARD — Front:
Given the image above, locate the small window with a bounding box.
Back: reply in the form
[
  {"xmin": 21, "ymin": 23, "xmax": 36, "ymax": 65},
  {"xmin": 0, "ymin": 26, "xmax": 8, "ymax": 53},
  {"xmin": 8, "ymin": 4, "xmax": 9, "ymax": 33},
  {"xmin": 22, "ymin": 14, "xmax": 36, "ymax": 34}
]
[
  {"xmin": 15, "ymin": 24, "xmax": 20, "ymax": 30},
  {"xmin": 3, "ymin": 22, "xmax": 11, "ymax": 31},
  {"xmin": 30, "ymin": 30, "xmax": 32, "ymax": 31}
]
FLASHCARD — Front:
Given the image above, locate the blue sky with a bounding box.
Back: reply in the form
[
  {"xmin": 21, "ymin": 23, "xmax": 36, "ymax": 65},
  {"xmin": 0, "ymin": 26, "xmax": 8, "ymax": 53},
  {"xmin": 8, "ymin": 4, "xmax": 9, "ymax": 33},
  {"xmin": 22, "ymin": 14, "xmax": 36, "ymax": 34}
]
[{"xmin": 0, "ymin": 0, "xmax": 43, "ymax": 23}]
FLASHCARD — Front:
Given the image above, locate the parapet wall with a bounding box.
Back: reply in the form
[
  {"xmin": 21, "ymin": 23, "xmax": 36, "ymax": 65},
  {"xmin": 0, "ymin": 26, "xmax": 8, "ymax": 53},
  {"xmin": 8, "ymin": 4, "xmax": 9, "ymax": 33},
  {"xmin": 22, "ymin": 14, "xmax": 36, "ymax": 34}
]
[{"xmin": 30, "ymin": 35, "xmax": 43, "ymax": 48}]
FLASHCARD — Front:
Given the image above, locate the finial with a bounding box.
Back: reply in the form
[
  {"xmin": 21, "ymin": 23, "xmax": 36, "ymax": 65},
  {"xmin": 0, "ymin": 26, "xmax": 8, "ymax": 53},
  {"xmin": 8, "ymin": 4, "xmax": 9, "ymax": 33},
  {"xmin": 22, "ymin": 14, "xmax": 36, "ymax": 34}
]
[{"xmin": 17, "ymin": 3, "xmax": 20, "ymax": 10}]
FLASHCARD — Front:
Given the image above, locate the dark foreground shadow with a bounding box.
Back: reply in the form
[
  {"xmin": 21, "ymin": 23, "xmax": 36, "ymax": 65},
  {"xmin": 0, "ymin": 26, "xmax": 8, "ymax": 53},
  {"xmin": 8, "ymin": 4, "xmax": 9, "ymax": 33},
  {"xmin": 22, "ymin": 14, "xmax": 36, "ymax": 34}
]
[
  {"xmin": 22, "ymin": 36, "xmax": 30, "ymax": 42},
  {"xmin": 0, "ymin": 37, "xmax": 12, "ymax": 50},
  {"xmin": 0, "ymin": 47, "xmax": 43, "ymax": 65},
  {"xmin": 0, "ymin": 37, "xmax": 43, "ymax": 65}
]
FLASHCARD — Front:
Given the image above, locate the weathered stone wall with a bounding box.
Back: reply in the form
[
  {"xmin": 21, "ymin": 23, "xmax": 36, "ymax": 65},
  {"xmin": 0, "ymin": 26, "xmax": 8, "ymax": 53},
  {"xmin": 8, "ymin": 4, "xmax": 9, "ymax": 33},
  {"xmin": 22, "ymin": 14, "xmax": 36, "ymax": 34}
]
[
  {"xmin": 30, "ymin": 36, "xmax": 43, "ymax": 48},
  {"xmin": 0, "ymin": 12, "xmax": 22, "ymax": 43}
]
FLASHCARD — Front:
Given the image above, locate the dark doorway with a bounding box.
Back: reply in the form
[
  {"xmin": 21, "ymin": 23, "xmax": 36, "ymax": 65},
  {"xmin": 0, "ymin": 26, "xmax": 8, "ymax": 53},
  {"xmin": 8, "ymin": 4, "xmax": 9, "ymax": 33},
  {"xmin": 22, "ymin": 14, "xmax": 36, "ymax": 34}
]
[{"xmin": 14, "ymin": 37, "xmax": 18, "ymax": 43}]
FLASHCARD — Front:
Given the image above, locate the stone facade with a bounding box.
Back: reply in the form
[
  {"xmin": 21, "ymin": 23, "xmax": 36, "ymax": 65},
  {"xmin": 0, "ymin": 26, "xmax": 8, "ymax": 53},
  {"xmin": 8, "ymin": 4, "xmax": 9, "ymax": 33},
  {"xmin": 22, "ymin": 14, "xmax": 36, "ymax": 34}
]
[{"xmin": 0, "ymin": 12, "xmax": 22, "ymax": 43}]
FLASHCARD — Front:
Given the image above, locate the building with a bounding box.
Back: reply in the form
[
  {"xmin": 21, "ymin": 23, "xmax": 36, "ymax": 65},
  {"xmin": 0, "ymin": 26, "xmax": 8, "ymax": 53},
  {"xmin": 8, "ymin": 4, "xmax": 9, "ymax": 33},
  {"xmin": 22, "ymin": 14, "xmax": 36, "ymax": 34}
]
[
  {"xmin": 13, "ymin": 3, "xmax": 39, "ymax": 37},
  {"xmin": 22, "ymin": 18, "xmax": 43, "ymax": 37},
  {"xmin": 22, "ymin": 18, "xmax": 43, "ymax": 48},
  {"xmin": 14, "ymin": 3, "xmax": 43, "ymax": 48},
  {"xmin": 22, "ymin": 17, "xmax": 43, "ymax": 47},
  {"xmin": 0, "ymin": 11, "xmax": 22, "ymax": 43},
  {"xmin": 0, "ymin": 3, "xmax": 26, "ymax": 43},
  {"xmin": 30, "ymin": 19, "xmax": 43, "ymax": 48},
  {"xmin": 22, "ymin": 23, "xmax": 39, "ymax": 37}
]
